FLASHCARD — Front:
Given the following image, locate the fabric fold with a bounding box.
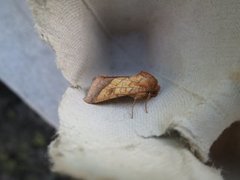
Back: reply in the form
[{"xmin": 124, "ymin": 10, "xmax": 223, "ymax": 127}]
[{"xmin": 28, "ymin": 0, "xmax": 240, "ymax": 179}]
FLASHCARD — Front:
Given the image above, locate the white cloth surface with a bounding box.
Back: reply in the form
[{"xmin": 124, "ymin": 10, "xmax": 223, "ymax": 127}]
[
  {"xmin": 49, "ymin": 87, "xmax": 222, "ymax": 180},
  {"xmin": 0, "ymin": 0, "xmax": 68, "ymax": 127},
  {"xmin": 28, "ymin": 0, "xmax": 240, "ymax": 179}
]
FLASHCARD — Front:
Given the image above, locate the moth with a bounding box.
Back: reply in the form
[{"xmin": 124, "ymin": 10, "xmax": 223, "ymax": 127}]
[{"xmin": 84, "ymin": 71, "xmax": 160, "ymax": 118}]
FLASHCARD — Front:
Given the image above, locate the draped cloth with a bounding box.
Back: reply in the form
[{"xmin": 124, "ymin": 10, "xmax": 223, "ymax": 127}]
[{"xmin": 28, "ymin": 0, "xmax": 240, "ymax": 179}]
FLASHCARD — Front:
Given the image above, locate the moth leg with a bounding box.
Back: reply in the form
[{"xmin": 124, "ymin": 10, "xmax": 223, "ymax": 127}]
[
  {"xmin": 131, "ymin": 98, "xmax": 137, "ymax": 119},
  {"xmin": 145, "ymin": 93, "xmax": 151, "ymax": 113}
]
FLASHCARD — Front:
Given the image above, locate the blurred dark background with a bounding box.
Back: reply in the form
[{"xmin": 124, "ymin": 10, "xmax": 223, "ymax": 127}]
[{"xmin": 0, "ymin": 81, "xmax": 71, "ymax": 180}]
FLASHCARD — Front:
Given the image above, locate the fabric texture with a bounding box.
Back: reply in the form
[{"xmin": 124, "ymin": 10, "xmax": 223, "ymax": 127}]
[{"xmin": 28, "ymin": 0, "xmax": 240, "ymax": 179}]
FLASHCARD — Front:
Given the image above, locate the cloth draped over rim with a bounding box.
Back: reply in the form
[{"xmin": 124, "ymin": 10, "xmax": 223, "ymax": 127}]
[{"xmin": 28, "ymin": 0, "xmax": 240, "ymax": 179}]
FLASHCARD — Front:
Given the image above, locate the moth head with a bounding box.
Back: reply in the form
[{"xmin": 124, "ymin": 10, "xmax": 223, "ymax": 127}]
[
  {"xmin": 150, "ymin": 84, "xmax": 160, "ymax": 97},
  {"xmin": 137, "ymin": 71, "xmax": 160, "ymax": 97}
]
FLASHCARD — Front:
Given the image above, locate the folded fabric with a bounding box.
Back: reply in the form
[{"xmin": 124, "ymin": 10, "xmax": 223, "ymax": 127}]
[{"xmin": 28, "ymin": 0, "xmax": 240, "ymax": 179}]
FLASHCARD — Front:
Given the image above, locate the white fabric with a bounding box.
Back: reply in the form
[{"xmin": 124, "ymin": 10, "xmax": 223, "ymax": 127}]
[
  {"xmin": 29, "ymin": 0, "xmax": 240, "ymax": 179},
  {"xmin": 49, "ymin": 87, "xmax": 222, "ymax": 180}
]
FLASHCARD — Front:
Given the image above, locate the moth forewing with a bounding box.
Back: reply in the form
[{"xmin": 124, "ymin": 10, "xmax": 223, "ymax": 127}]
[
  {"xmin": 83, "ymin": 76, "xmax": 114, "ymax": 103},
  {"xmin": 84, "ymin": 71, "xmax": 160, "ymax": 118}
]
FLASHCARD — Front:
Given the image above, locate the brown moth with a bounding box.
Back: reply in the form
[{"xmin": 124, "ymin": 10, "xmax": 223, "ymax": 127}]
[{"xmin": 84, "ymin": 71, "xmax": 160, "ymax": 118}]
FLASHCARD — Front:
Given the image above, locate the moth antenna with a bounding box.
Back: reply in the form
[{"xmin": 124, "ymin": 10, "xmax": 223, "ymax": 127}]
[
  {"xmin": 145, "ymin": 93, "xmax": 151, "ymax": 113},
  {"xmin": 131, "ymin": 98, "xmax": 137, "ymax": 119}
]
